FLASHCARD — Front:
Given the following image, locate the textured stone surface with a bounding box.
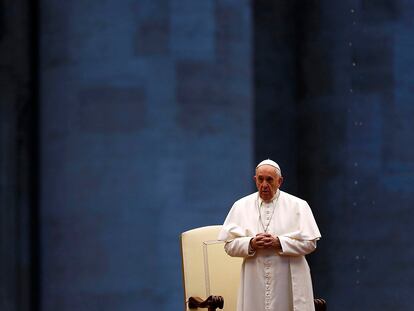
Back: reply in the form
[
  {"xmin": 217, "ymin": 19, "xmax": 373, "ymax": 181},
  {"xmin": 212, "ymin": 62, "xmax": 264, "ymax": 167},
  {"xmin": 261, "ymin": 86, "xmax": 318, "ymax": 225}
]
[
  {"xmin": 78, "ymin": 86, "xmax": 147, "ymax": 133},
  {"xmin": 254, "ymin": 1, "xmax": 414, "ymax": 310},
  {"xmin": 39, "ymin": 1, "xmax": 253, "ymax": 310},
  {"xmin": 3, "ymin": 1, "xmax": 414, "ymax": 310}
]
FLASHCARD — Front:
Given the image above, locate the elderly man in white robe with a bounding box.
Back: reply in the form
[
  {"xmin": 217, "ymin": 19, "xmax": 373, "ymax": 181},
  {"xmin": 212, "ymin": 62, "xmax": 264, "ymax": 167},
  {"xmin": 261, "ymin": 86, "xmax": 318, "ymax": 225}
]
[{"xmin": 218, "ymin": 159, "xmax": 321, "ymax": 311}]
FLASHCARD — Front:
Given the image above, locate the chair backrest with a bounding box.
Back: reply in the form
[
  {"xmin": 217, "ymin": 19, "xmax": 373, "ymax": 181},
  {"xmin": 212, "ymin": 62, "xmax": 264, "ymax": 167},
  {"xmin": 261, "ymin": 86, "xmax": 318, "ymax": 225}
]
[{"xmin": 180, "ymin": 225, "xmax": 243, "ymax": 311}]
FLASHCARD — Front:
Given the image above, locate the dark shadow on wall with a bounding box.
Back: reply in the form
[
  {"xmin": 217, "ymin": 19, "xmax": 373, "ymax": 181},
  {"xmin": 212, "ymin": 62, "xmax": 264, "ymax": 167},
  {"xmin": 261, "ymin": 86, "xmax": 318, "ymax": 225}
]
[
  {"xmin": 253, "ymin": 0, "xmax": 336, "ymax": 301},
  {"xmin": 254, "ymin": 0, "xmax": 412, "ymax": 310},
  {"xmin": 0, "ymin": 0, "xmax": 40, "ymax": 310},
  {"xmin": 253, "ymin": 1, "xmax": 298, "ymax": 193}
]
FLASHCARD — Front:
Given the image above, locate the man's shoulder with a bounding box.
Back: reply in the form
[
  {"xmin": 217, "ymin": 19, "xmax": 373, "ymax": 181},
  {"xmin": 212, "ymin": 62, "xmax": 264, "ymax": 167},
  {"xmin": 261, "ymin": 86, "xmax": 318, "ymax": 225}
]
[{"xmin": 233, "ymin": 192, "xmax": 257, "ymax": 206}]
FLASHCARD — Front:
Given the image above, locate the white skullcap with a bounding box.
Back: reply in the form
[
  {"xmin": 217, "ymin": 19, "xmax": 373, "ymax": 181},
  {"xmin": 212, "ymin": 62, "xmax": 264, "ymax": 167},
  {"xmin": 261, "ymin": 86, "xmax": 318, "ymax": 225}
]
[{"xmin": 256, "ymin": 159, "xmax": 281, "ymax": 174}]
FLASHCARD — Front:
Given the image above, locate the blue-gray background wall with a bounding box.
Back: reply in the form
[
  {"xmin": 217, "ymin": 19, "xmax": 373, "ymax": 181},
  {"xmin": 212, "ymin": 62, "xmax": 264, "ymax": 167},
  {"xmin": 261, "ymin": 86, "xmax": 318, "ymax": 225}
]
[{"xmin": 1, "ymin": 1, "xmax": 414, "ymax": 311}]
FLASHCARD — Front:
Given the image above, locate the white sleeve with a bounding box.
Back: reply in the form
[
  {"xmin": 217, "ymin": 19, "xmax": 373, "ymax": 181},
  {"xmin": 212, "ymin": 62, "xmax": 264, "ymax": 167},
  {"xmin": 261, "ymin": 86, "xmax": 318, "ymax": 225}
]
[
  {"xmin": 278, "ymin": 237, "xmax": 317, "ymax": 256},
  {"xmin": 224, "ymin": 237, "xmax": 256, "ymax": 258}
]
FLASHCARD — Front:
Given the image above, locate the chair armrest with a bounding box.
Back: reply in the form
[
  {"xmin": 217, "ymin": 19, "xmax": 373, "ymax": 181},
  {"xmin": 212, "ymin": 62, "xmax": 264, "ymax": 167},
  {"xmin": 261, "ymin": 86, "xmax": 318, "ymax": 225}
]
[{"xmin": 188, "ymin": 295, "xmax": 224, "ymax": 311}]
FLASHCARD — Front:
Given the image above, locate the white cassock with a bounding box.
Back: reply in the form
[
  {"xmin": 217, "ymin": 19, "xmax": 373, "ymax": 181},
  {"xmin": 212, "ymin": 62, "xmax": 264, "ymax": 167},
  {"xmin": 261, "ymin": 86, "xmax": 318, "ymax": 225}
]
[{"xmin": 218, "ymin": 190, "xmax": 321, "ymax": 311}]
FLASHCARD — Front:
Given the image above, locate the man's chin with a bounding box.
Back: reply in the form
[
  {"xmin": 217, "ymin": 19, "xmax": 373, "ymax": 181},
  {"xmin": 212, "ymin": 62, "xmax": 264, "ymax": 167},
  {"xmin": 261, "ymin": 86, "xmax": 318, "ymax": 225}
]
[{"xmin": 260, "ymin": 193, "xmax": 272, "ymax": 201}]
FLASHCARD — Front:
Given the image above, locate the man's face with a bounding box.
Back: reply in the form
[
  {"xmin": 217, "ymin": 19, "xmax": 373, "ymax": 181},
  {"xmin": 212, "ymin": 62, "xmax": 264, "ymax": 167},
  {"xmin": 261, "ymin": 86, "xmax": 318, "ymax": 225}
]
[{"xmin": 254, "ymin": 165, "xmax": 283, "ymax": 202}]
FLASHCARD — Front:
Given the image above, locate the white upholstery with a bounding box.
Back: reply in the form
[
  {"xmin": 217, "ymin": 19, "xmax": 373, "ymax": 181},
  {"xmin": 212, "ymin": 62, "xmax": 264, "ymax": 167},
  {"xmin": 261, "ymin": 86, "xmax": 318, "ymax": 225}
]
[{"xmin": 181, "ymin": 225, "xmax": 243, "ymax": 311}]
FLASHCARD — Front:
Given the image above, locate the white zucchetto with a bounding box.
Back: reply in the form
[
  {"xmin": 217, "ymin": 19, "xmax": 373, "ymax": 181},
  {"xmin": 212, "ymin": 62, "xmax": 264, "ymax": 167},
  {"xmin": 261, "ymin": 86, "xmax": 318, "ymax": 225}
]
[{"xmin": 256, "ymin": 159, "xmax": 281, "ymax": 174}]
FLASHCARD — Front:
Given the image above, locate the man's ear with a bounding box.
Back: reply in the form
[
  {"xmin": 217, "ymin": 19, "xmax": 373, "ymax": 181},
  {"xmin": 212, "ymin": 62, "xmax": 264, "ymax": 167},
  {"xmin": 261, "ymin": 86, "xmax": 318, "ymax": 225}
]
[
  {"xmin": 278, "ymin": 176, "xmax": 284, "ymax": 187},
  {"xmin": 253, "ymin": 175, "xmax": 257, "ymax": 183}
]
